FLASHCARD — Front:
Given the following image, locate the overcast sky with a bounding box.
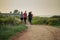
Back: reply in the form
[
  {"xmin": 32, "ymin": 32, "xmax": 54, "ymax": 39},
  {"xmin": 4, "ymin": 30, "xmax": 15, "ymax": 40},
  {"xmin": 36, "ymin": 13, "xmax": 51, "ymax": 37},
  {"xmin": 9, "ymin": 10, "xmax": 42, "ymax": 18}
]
[{"xmin": 0, "ymin": 0, "xmax": 60, "ymax": 17}]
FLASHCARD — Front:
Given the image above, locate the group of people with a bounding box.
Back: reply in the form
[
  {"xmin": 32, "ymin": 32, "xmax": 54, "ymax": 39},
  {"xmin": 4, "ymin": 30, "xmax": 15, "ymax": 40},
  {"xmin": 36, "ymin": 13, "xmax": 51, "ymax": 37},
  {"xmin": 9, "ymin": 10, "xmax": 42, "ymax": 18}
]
[{"xmin": 20, "ymin": 11, "xmax": 33, "ymax": 24}]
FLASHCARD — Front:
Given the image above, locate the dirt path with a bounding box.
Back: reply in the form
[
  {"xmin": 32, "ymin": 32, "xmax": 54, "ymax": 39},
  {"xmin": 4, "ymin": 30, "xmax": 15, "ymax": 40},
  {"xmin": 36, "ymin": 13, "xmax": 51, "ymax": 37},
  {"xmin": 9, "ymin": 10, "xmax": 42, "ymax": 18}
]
[{"xmin": 10, "ymin": 25, "xmax": 60, "ymax": 40}]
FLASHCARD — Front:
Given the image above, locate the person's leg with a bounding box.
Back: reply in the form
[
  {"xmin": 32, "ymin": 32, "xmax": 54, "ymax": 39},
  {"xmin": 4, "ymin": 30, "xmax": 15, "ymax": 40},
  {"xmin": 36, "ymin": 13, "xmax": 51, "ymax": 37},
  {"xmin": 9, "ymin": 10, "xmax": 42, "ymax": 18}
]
[
  {"xmin": 24, "ymin": 18, "xmax": 25, "ymax": 24},
  {"xmin": 20, "ymin": 18, "xmax": 22, "ymax": 23},
  {"xmin": 25, "ymin": 18, "xmax": 27, "ymax": 24},
  {"xmin": 30, "ymin": 19, "xmax": 32, "ymax": 24},
  {"xmin": 21, "ymin": 18, "xmax": 23, "ymax": 23},
  {"xmin": 24, "ymin": 18, "xmax": 26, "ymax": 24},
  {"xmin": 28, "ymin": 18, "xmax": 31, "ymax": 24},
  {"xmin": 30, "ymin": 19, "xmax": 31, "ymax": 24}
]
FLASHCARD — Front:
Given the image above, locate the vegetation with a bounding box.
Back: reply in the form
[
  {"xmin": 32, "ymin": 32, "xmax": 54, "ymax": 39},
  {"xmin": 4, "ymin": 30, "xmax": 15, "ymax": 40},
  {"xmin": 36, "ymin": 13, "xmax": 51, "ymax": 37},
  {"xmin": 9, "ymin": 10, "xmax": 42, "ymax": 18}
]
[
  {"xmin": 32, "ymin": 16, "xmax": 60, "ymax": 27},
  {"xmin": 32, "ymin": 16, "xmax": 48, "ymax": 25},
  {"xmin": 47, "ymin": 18, "xmax": 60, "ymax": 26},
  {"xmin": 0, "ymin": 16, "xmax": 20, "ymax": 25},
  {"xmin": 0, "ymin": 25, "xmax": 28, "ymax": 40},
  {"xmin": 51, "ymin": 15, "xmax": 60, "ymax": 18},
  {"xmin": 0, "ymin": 15, "xmax": 28, "ymax": 40},
  {"xmin": 13, "ymin": 9, "xmax": 20, "ymax": 14}
]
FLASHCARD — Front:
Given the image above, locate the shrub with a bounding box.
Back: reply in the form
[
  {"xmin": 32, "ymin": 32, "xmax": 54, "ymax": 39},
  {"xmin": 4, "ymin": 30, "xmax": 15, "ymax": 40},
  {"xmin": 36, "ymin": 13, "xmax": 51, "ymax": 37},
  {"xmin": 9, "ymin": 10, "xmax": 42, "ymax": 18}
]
[
  {"xmin": 47, "ymin": 18, "xmax": 60, "ymax": 26},
  {"xmin": 32, "ymin": 17, "xmax": 60, "ymax": 26},
  {"xmin": 51, "ymin": 15, "xmax": 60, "ymax": 18},
  {"xmin": 0, "ymin": 16, "xmax": 21, "ymax": 25},
  {"xmin": 0, "ymin": 15, "xmax": 28, "ymax": 40},
  {"xmin": 32, "ymin": 17, "xmax": 40, "ymax": 24},
  {"xmin": 0, "ymin": 25, "xmax": 28, "ymax": 40},
  {"xmin": 32, "ymin": 17, "xmax": 48, "ymax": 25}
]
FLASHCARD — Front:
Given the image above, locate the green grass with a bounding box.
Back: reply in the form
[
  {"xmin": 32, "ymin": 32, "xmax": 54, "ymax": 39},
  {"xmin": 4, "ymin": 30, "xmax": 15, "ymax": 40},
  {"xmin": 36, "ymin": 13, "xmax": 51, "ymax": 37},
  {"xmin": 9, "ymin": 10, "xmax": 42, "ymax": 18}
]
[
  {"xmin": 0, "ymin": 25, "xmax": 28, "ymax": 40},
  {"xmin": 32, "ymin": 17, "xmax": 48, "ymax": 25}
]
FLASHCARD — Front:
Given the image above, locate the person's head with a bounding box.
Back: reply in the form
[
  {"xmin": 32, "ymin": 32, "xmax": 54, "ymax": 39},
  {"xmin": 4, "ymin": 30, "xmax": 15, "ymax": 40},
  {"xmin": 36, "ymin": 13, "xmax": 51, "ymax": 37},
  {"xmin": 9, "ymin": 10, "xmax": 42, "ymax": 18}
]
[
  {"xmin": 25, "ymin": 11, "xmax": 27, "ymax": 13},
  {"xmin": 29, "ymin": 12, "xmax": 32, "ymax": 15},
  {"xmin": 21, "ymin": 11, "xmax": 23, "ymax": 14}
]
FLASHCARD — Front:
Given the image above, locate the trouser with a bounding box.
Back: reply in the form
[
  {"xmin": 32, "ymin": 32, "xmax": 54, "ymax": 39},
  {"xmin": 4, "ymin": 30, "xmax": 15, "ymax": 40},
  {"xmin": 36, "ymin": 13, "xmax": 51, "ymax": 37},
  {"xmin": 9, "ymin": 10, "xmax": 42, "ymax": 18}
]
[
  {"xmin": 28, "ymin": 18, "xmax": 32, "ymax": 24},
  {"xmin": 20, "ymin": 18, "xmax": 23, "ymax": 23},
  {"xmin": 24, "ymin": 18, "xmax": 27, "ymax": 24}
]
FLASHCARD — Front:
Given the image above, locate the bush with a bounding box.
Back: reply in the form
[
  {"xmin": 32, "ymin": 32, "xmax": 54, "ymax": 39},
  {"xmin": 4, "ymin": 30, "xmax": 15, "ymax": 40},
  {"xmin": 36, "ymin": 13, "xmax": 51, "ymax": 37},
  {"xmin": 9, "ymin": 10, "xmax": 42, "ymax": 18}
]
[
  {"xmin": 32, "ymin": 17, "xmax": 60, "ymax": 26},
  {"xmin": 47, "ymin": 18, "xmax": 60, "ymax": 26},
  {"xmin": 0, "ymin": 15, "xmax": 28, "ymax": 40},
  {"xmin": 32, "ymin": 17, "xmax": 48, "ymax": 25},
  {"xmin": 51, "ymin": 15, "xmax": 60, "ymax": 18},
  {"xmin": 0, "ymin": 16, "xmax": 21, "ymax": 25},
  {"xmin": 0, "ymin": 25, "xmax": 28, "ymax": 40}
]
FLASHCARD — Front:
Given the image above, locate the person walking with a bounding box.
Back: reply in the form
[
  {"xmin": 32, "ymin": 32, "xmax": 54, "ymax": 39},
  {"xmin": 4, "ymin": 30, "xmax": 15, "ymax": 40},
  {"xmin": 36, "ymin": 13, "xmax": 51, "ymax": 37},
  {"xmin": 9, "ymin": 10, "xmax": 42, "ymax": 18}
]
[
  {"xmin": 28, "ymin": 11, "xmax": 33, "ymax": 24},
  {"xmin": 20, "ymin": 11, "xmax": 23, "ymax": 23},
  {"xmin": 23, "ymin": 11, "xmax": 27, "ymax": 24}
]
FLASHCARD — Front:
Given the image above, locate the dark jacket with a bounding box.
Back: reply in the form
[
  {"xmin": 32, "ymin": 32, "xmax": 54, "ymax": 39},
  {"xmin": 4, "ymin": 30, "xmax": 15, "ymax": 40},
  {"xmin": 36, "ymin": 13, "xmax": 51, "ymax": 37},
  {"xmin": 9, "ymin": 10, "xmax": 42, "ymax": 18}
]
[{"xmin": 28, "ymin": 12, "xmax": 33, "ymax": 20}]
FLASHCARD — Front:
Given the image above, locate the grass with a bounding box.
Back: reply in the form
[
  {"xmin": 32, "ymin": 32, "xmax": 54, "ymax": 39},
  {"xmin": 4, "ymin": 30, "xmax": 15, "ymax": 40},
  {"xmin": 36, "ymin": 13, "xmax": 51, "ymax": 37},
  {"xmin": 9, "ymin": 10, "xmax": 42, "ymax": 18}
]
[{"xmin": 0, "ymin": 24, "xmax": 28, "ymax": 40}]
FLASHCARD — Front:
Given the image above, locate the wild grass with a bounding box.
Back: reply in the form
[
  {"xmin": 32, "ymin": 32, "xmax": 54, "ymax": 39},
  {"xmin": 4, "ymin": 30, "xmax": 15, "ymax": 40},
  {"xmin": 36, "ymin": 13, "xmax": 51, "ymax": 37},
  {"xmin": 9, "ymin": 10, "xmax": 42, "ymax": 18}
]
[{"xmin": 0, "ymin": 25, "xmax": 28, "ymax": 40}]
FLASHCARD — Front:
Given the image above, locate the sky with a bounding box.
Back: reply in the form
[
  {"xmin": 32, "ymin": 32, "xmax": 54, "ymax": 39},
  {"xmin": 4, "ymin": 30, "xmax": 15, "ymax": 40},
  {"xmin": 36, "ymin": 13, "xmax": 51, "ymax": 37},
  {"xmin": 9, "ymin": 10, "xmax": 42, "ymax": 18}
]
[{"xmin": 0, "ymin": 0, "xmax": 60, "ymax": 17}]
